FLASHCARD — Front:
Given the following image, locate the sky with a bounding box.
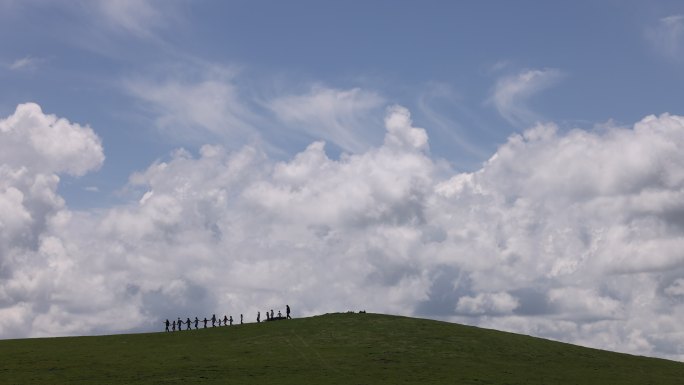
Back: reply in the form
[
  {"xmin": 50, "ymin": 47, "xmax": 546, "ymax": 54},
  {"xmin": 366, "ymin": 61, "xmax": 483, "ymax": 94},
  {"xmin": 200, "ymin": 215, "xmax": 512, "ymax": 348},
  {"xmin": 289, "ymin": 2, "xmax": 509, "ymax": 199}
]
[{"xmin": 1, "ymin": 0, "xmax": 684, "ymax": 360}]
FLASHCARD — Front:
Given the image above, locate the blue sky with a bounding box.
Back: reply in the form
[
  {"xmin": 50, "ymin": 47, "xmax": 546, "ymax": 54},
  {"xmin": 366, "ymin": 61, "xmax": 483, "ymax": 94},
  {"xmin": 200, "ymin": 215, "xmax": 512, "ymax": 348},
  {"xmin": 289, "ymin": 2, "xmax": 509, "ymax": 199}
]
[
  {"xmin": 2, "ymin": 1, "xmax": 684, "ymax": 360},
  {"xmin": 3, "ymin": 0, "xmax": 682, "ymax": 207}
]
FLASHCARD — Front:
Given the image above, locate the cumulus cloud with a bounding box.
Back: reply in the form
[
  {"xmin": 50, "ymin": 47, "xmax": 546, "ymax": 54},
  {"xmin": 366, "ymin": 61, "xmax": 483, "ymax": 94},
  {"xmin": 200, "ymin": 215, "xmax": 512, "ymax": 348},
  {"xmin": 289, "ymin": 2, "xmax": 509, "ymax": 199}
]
[
  {"xmin": 3, "ymin": 102, "xmax": 684, "ymax": 361},
  {"xmin": 0, "ymin": 103, "xmax": 104, "ymax": 176},
  {"xmin": 490, "ymin": 68, "xmax": 563, "ymax": 127},
  {"xmin": 456, "ymin": 292, "xmax": 519, "ymax": 316},
  {"xmin": 0, "ymin": 104, "xmax": 104, "ymax": 336}
]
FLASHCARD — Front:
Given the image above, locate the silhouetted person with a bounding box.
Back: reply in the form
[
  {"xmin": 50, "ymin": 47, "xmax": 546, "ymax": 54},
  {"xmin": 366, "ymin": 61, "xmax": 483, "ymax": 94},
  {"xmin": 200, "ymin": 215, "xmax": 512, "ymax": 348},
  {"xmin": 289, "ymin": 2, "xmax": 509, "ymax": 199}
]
[
  {"xmin": 257, "ymin": 311, "xmax": 260, "ymax": 323},
  {"xmin": 172, "ymin": 320, "xmax": 176, "ymax": 332},
  {"xmin": 229, "ymin": 316, "xmax": 233, "ymax": 326},
  {"xmin": 240, "ymin": 314, "xmax": 243, "ymax": 324},
  {"xmin": 223, "ymin": 315, "xmax": 228, "ymax": 326},
  {"xmin": 203, "ymin": 317, "xmax": 208, "ymax": 328},
  {"xmin": 270, "ymin": 309, "xmax": 274, "ymax": 319},
  {"xmin": 212, "ymin": 314, "xmax": 216, "ymax": 327},
  {"xmin": 286, "ymin": 304, "xmax": 291, "ymax": 319},
  {"xmin": 178, "ymin": 317, "xmax": 183, "ymax": 331},
  {"xmin": 277, "ymin": 310, "xmax": 282, "ymax": 318},
  {"xmin": 194, "ymin": 316, "xmax": 199, "ymax": 329},
  {"xmin": 165, "ymin": 319, "xmax": 170, "ymax": 332},
  {"xmin": 186, "ymin": 317, "xmax": 192, "ymax": 330}
]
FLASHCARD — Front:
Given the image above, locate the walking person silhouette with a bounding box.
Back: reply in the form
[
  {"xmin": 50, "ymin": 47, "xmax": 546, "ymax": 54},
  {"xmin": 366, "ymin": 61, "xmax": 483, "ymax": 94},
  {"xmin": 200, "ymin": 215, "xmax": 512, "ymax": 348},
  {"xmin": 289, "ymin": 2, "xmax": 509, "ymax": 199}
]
[
  {"xmin": 211, "ymin": 314, "xmax": 216, "ymax": 327},
  {"xmin": 257, "ymin": 311, "xmax": 260, "ymax": 323},
  {"xmin": 229, "ymin": 316, "xmax": 233, "ymax": 326},
  {"xmin": 186, "ymin": 317, "xmax": 192, "ymax": 330},
  {"xmin": 240, "ymin": 314, "xmax": 243, "ymax": 325},
  {"xmin": 203, "ymin": 317, "xmax": 208, "ymax": 328},
  {"xmin": 223, "ymin": 315, "xmax": 228, "ymax": 326},
  {"xmin": 172, "ymin": 320, "xmax": 176, "ymax": 332},
  {"xmin": 177, "ymin": 317, "xmax": 183, "ymax": 331},
  {"xmin": 194, "ymin": 316, "xmax": 199, "ymax": 330},
  {"xmin": 165, "ymin": 319, "xmax": 170, "ymax": 332},
  {"xmin": 286, "ymin": 304, "xmax": 291, "ymax": 319}
]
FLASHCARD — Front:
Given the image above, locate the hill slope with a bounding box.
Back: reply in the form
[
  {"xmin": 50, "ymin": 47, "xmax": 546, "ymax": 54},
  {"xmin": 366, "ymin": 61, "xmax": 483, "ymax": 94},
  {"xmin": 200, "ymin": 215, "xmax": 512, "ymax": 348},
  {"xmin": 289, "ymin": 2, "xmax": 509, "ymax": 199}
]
[{"xmin": 1, "ymin": 313, "xmax": 683, "ymax": 384}]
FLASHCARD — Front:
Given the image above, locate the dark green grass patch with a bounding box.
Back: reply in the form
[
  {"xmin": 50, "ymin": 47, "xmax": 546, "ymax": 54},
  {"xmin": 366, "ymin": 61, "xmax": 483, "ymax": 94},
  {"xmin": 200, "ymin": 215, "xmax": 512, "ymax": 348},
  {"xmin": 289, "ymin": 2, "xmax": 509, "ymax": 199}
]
[{"xmin": 1, "ymin": 313, "xmax": 683, "ymax": 384}]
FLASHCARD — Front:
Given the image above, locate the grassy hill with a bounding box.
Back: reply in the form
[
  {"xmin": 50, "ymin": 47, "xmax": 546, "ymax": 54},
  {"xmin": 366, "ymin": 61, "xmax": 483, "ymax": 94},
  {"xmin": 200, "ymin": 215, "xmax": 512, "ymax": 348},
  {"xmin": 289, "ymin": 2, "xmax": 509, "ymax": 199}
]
[{"xmin": 1, "ymin": 313, "xmax": 683, "ymax": 384}]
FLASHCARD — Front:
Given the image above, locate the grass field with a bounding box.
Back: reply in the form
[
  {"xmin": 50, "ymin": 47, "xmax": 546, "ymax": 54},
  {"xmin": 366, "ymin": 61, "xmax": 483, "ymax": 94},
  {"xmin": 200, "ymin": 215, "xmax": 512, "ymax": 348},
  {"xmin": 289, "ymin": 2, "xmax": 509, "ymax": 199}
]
[{"xmin": 1, "ymin": 312, "xmax": 683, "ymax": 384}]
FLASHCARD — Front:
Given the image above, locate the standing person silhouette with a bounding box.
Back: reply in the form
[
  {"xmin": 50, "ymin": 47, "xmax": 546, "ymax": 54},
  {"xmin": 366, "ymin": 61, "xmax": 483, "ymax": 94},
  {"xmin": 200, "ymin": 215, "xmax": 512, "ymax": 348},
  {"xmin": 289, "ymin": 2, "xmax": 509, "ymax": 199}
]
[
  {"xmin": 194, "ymin": 316, "xmax": 199, "ymax": 330},
  {"xmin": 177, "ymin": 317, "xmax": 183, "ymax": 331},
  {"xmin": 172, "ymin": 320, "xmax": 176, "ymax": 332},
  {"xmin": 211, "ymin": 314, "xmax": 216, "ymax": 327},
  {"xmin": 286, "ymin": 305, "xmax": 291, "ymax": 319},
  {"xmin": 223, "ymin": 315, "xmax": 228, "ymax": 326},
  {"xmin": 240, "ymin": 314, "xmax": 243, "ymax": 324},
  {"xmin": 186, "ymin": 317, "xmax": 192, "ymax": 330},
  {"xmin": 270, "ymin": 309, "xmax": 274, "ymax": 319},
  {"xmin": 165, "ymin": 319, "xmax": 170, "ymax": 332},
  {"xmin": 229, "ymin": 316, "xmax": 233, "ymax": 326},
  {"xmin": 257, "ymin": 311, "xmax": 260, "ymax": 323},
  {"xmin": 203, "ymin": 317, "xmax": 208, "ymax": 328}
]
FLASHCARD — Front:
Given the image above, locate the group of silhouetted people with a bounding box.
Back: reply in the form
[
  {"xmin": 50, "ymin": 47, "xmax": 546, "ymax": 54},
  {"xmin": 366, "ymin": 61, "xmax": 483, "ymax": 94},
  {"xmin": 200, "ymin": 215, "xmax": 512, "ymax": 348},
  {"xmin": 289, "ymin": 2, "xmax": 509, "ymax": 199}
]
[{"xmin": 164, "ymin": 305, "xmax": 291, "ymax": 332}]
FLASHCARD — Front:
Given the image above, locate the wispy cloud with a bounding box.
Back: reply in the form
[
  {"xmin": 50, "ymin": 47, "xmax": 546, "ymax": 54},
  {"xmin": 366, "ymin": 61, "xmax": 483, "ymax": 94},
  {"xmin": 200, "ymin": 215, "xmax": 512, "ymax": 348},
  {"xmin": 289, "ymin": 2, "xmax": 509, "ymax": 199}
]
[
  {"xmin": 489, "ymin": 68, "xmax": 564, "ymax": 127},
  {"xmin": 268, "ymin": 86, "xmax": 385, "ymax": 153},
  {"xmin": 8, "ymin": 56, "xmax": 40, "ymax": 71},
  {"xmin": 646, "ymin": 15, "xmax": 684, "ymax": 59},
  {"xmin": 416, "ymin": 83, "xmax": 491, "ymax": 160},
  {"xmin": 124, "ymin": 64, "xmax": 264, "ymax": 147},
  {"xmin": 95, "ymin": 0, "xmax": 181, "ymax": 39}
]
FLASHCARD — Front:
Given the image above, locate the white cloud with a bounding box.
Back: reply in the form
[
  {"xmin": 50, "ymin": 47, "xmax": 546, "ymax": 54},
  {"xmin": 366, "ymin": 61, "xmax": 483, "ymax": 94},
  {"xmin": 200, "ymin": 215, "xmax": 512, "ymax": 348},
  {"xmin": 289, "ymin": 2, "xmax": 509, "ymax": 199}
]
[
  {"xmin": 456, "ymin": 292, "xmax": 519, "ymax": 315},
  {"xmin": 125, "ymin": 66, "xmax": 263, "ymax": 146},
  {"xmin": 96, "ymin": 0, "xmax": 177, "ymax": 39},
  {"xmin": 490, "ymin": 68, "xmax": 563, "ymax": 127},
  {"xmin": 0, "ymin": 104, "xmax": 104, "ymax": 337},
  {"xmin": 268, "ymin": 86, "xmax": 385, "ymax": 153},
  {"xmin": 647, "ymin": 15, "xmax": 684, "ymax": 59},
  {"xmin": 8, "ymin": 56, "xmax": 40, "ymax": 71},
  {"xmin": 4, "ymin": 102, "xmax": 684, "ymax": 360},
  {"xmin": 0, "ymin": 103, "xmax": 104, "ymax": 176}
]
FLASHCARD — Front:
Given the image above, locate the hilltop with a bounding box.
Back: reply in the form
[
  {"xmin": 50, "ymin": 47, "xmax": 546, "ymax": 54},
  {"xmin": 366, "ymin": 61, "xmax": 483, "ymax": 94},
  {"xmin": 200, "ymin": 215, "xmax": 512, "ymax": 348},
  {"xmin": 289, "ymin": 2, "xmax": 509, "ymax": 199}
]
[{"xmin": 1, "ymin": 313, "xmax": 682, "ymax": 384}]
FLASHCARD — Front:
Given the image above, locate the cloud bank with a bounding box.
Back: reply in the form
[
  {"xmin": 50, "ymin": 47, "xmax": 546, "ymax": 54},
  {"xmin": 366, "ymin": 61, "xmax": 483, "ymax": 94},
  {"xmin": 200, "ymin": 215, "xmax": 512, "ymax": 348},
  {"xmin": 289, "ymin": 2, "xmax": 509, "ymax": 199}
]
[{"xmin": 2, "ymin": 103, "xmax": 684, "ymax": 360}]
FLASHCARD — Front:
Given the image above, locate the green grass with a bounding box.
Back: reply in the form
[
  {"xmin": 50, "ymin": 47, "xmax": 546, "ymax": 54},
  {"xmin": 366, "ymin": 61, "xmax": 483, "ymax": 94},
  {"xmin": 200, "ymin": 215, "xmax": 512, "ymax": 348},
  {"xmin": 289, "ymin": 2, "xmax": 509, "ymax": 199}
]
[{"xmin": 1, "ymin": 313, "xmax": 683, "ymax": 384}]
